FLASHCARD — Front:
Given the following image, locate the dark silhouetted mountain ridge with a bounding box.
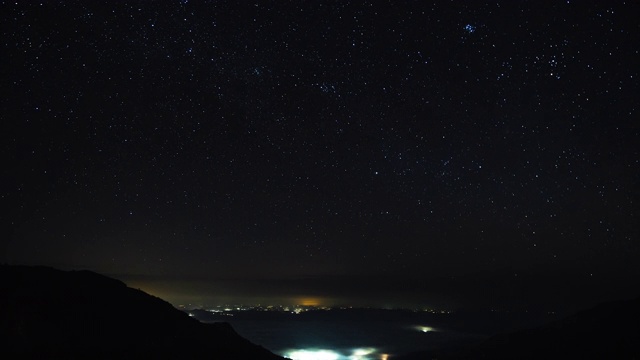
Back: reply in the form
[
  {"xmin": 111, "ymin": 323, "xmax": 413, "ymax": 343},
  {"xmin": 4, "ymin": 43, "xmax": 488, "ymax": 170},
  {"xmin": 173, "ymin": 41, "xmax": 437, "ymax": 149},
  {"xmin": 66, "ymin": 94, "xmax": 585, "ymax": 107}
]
[
  {"xmin": 398, "ymin": 296, "xmax": 640, "ymax": 359},
  {"xmin": 0, "ymin": 265, "xmax": 284, "ymax": 359}
]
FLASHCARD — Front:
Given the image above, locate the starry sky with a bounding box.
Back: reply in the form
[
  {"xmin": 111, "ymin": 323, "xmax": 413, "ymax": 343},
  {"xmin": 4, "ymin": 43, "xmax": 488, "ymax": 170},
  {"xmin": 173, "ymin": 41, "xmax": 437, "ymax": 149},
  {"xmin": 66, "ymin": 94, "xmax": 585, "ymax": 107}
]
[{"xmin": 2, "ymin": 1, "xmax": 639, "ymax": 310}]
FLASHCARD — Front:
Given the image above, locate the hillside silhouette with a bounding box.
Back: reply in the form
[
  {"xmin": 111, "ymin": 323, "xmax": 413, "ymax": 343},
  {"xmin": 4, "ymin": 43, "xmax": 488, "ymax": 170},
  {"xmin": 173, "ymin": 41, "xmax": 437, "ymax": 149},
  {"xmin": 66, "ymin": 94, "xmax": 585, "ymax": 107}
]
[
  {"xmin": 0, "ymin": 265, "xmax": 284, "ymax": 359},
  {"xmin": 398, "ymin": 296, "xmax": 640, "ymax": 359}
]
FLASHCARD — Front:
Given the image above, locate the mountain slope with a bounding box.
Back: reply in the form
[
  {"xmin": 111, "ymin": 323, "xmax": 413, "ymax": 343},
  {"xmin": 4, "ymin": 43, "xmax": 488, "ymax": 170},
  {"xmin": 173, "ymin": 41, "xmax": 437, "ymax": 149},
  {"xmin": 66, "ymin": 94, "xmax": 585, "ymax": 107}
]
[
  {"xmin": 0, "ymin": 265, "xmax": 284, "ymax": 359},
  {"xmin": 466, "ymin": 296, "xmax": 640, "ymax": 359},
  {"xmin": 399, "ymin": 296, "xmax": 640, "ymax": 359}
]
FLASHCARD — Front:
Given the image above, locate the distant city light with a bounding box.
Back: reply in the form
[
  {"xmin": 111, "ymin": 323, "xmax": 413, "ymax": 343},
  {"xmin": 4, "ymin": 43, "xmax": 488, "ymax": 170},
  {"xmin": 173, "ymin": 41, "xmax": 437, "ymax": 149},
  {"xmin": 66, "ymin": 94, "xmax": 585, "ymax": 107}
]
[
  {"xmin": 285, "ymin": 349, "xmax": 340, "ymax": 360},
  {"xmin": 297, "ymin": 297, "xmax": 322, "ymax": 306},
  {"xmin": 414, "ymin": 325, "xmax": 435, "ymax": 333},
  {"xmin": 350, "ymin": 347, "xmax": 375, "ymax": 359},
  {"xmin": 283, "ymin": 347, "xmax": 379, "ymax": 360}
]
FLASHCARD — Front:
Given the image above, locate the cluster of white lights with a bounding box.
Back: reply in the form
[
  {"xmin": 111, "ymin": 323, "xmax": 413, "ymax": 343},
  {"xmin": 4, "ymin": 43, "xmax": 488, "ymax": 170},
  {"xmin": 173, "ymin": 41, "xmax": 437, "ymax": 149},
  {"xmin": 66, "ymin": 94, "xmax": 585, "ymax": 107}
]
[
  {"xmin": 285, "ymin": 349, "xmax": 339, "ymax": 360},
  {"xmin": 413, "ymin": 325, "xmax": 435, "ymax": 333},
  {"xmin": 283, "ymin": 347, "xmax": 379, "ymax": 360},
  {"xmin": 351, "ymin": 348, "xmax": 375, "ymax": 359}
]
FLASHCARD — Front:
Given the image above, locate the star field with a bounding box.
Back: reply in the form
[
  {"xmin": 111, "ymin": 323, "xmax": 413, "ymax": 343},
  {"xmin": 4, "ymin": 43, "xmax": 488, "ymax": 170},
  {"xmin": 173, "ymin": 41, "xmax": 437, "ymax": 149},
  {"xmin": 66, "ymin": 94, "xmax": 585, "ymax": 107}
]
[{"xmin": 2, "ymin": 1, "xmax": 638, "ymax": 309}]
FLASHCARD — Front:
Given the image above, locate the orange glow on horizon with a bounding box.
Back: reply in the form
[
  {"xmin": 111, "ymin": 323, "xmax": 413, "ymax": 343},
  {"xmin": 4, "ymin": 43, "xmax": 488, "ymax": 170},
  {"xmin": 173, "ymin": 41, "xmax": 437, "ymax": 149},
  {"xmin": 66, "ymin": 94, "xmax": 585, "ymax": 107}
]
[{"xmin": 298, "ymin": 297, "xmax": 321, "ymax": 306}]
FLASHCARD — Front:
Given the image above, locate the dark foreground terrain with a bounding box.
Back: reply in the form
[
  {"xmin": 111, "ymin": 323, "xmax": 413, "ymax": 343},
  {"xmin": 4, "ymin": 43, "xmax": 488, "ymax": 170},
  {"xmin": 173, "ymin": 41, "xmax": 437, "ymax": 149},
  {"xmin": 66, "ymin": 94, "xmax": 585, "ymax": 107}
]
[
  {"xmin": 0, "ymin": 265, "xmax": 283, "ymax": 359},
  {"xmin": 398, "ymin": 296, "xmax": 640, "ymax": 360},
  {"xmin": 2, "ymin": 264, "xmax": 638, "ymax": 359}
]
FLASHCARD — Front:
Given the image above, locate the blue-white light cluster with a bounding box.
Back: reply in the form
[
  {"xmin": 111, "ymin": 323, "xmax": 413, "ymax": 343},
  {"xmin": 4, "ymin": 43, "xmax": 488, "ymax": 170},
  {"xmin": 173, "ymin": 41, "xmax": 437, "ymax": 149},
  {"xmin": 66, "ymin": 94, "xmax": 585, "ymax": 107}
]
[{"xmin": 283, "ymin": 347, "xmax": 383, "ymax": 360}]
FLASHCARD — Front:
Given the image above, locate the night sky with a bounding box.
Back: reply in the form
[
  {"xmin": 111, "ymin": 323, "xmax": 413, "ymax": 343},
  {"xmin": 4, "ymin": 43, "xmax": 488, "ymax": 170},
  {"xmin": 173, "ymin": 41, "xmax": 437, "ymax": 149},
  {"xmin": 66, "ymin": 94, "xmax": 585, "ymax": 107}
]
[{"xmin": 2, "ymin": 1, "xmax": 639, "ymax": 310}]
